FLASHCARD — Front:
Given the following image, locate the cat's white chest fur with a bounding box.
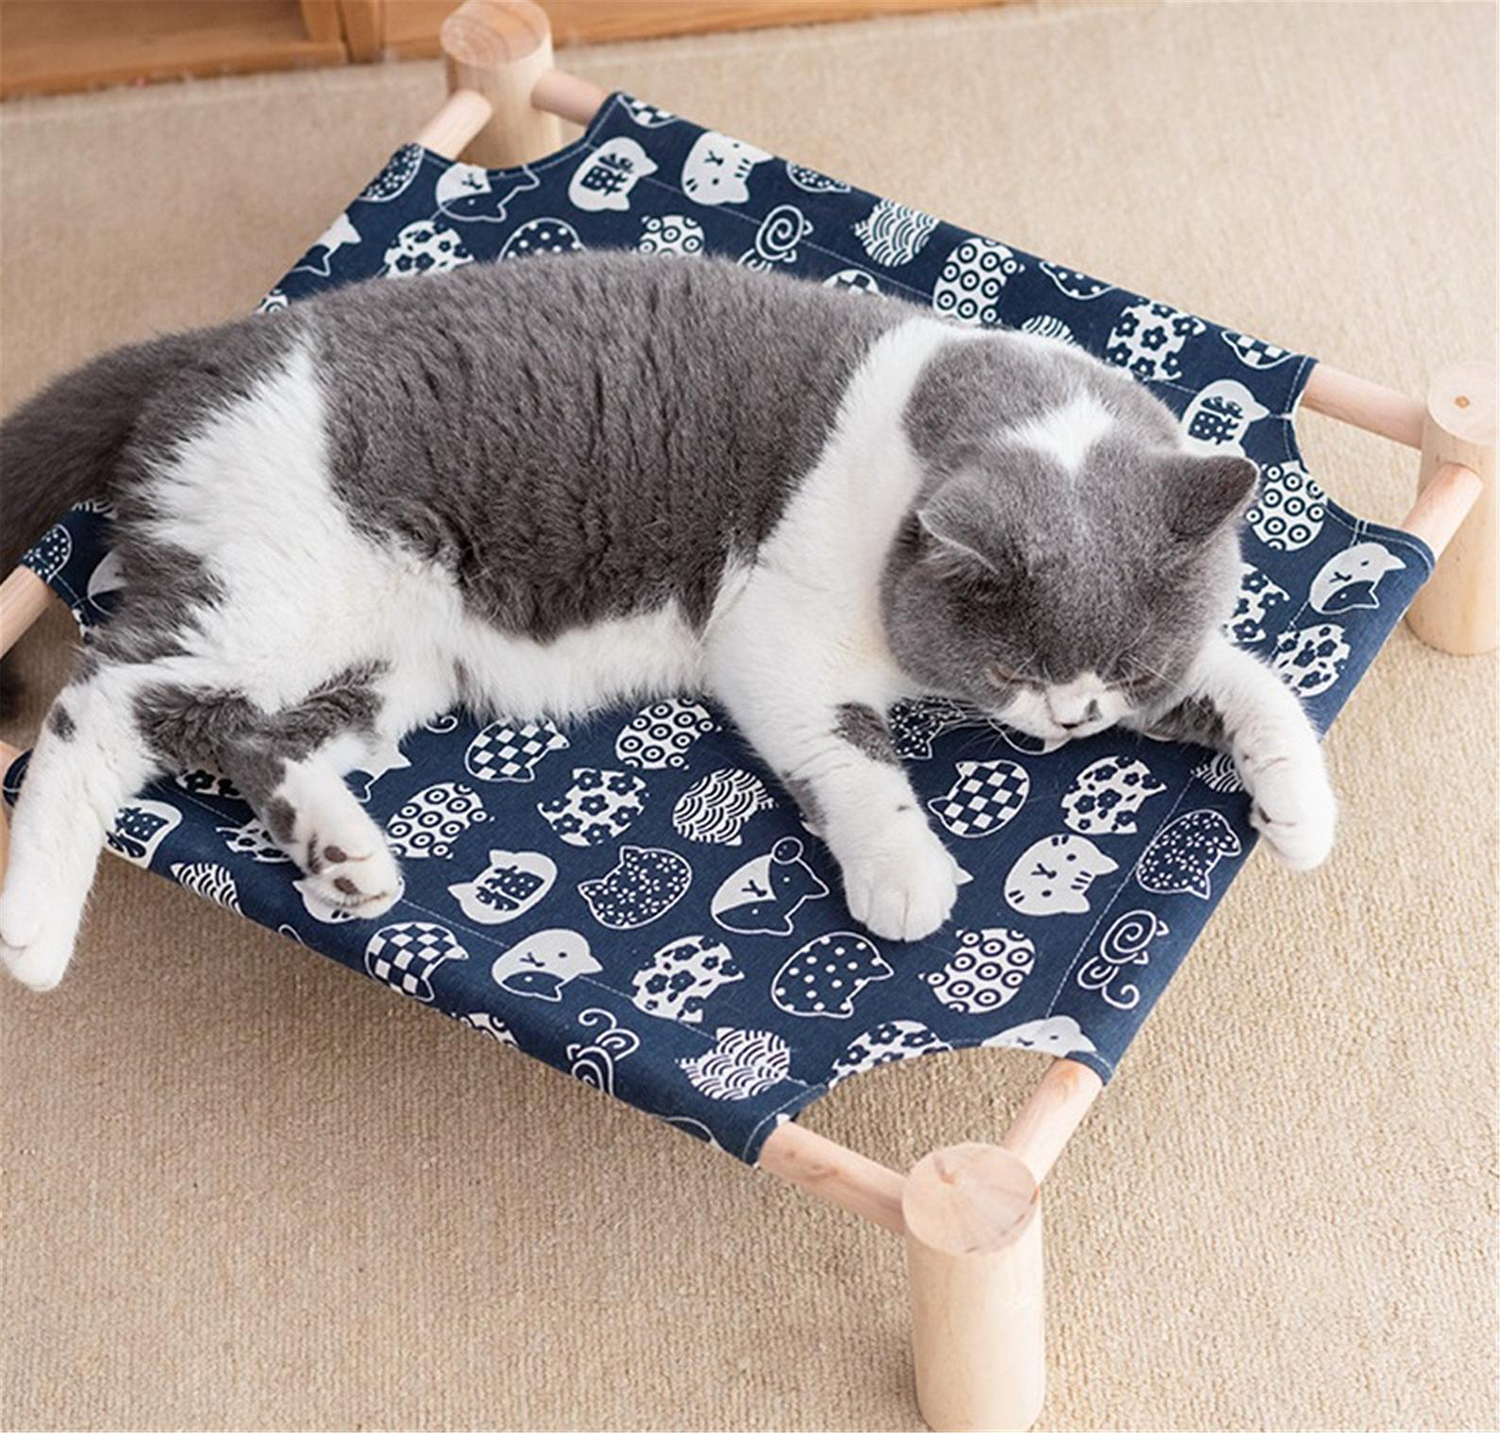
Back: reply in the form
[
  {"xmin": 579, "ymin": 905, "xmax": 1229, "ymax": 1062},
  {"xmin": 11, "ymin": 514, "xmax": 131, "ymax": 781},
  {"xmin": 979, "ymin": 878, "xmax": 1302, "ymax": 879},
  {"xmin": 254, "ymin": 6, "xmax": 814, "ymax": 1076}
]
[{"xmin": 707, "ymin": 317, "xmax": 976, "ymax": 703}]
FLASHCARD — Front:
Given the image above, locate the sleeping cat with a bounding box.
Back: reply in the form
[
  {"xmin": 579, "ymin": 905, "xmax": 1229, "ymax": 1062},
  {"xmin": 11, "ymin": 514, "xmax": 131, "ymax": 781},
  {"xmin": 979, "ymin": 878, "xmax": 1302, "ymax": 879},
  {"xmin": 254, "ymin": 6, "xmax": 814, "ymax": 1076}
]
[{"xmin": 0, "ymin": 251, "xmax": 1334, "ymax": 991}]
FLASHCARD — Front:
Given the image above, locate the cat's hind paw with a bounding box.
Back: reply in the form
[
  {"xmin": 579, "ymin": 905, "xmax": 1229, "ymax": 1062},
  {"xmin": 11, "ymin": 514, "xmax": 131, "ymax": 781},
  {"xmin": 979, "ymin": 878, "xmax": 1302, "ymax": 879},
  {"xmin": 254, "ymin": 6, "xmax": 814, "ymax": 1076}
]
[
  {"xmin": 0, "ymin": 888, "xmax": 80, "ymax": 992},
  {"xmin": 303, "ymin": 836, "xmax": 404, "ymax": 920}
]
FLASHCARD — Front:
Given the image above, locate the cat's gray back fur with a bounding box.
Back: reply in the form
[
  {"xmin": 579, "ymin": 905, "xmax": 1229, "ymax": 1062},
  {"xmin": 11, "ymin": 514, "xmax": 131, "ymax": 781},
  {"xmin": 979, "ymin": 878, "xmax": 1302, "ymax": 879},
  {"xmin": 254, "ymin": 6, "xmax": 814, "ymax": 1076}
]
[{"xmin": 307, "ymin": 252, "xmax": 909, "ymax": 634}]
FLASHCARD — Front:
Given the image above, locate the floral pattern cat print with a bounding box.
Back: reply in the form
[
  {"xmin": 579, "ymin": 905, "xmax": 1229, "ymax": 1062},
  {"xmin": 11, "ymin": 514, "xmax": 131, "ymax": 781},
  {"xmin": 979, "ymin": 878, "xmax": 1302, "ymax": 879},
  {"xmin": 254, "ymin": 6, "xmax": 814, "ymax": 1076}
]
[{"xmin": 10, "ymin": 94, "xmax": 1433, "ymax": 1163}]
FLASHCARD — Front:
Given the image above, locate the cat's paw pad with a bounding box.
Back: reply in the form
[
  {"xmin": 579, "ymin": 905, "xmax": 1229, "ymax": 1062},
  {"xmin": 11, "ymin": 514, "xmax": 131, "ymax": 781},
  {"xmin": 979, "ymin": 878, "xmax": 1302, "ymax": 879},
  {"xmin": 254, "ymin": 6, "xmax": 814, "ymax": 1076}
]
[
  {"xmin": 0, "ymin": 890, "xmax": 79, "ymax": 992},
  {"xmin": 306, "ymin": 838, "xmax": 403, "ymax": 919},
  {"xmin": 841, "ymin": 822, "xmax": 961, "ymax": 943},
  {"xmin": 1241, "ymin": 750, "xmax": 1336, "ymax": 871}
]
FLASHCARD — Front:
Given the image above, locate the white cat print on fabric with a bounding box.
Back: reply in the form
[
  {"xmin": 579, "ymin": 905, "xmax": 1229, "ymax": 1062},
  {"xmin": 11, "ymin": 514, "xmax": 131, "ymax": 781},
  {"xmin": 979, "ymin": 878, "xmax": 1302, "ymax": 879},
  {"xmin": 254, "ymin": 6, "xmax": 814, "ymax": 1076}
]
[
  {"xmin": 498, "ymin": 218, "xmax": 584, "ymax": 261},
  {"xmin": 1181, "ymin": 379, "xmax": 1270, "ymax": 455},
  {"xmin": 738, "ymin": 204, "xmax": 813, "ymax": 271},
  {"xmin": 923, "ymin": 928, "xmax": 1035, "ymax": 1014},
  {"xmin": 829, "ymin": 1020, "xmax": 949, "ymax": 1086},
  {"xmin": 294, "ymin": 213, "xmax": 360, "ymax": 278},
  {"xmin": 1004, "ymin": 835, "xmax": 1119, "ymax": 917},
  {"xmin": 490, "ymin": 928, "xmax": 600, "ymax": 1002},
  {"xmin": 380, "ymin": 221, "xmax": 472, "ymax": 278},
  {"xmin": 637, "ymin": 215, "xmax": 705, "ymax": 258},
  {"xmin": 982, "ymin": 1016, "xmax": 1097, "ymax": 1057},
  {"xmin": 1309, "ymin": 542, "xmax": 1406, "ymax": 614},
  {"xmin": 1060, "ymin": 756, "xmax": 1166, "ymax": 837},
  {"xmin": 853, "ymin": 199, "xmax": 939, "ymax": 267},
  {"xmin": 447, "ymin": 849, "xmax": 556, "ymax": 925},
  {"xmin": 1246, "ymin": 460, "xmax": 1327, "ymax": 551},
  {"xmin": 630, "ymin": 935, "xmax": 743, "ymax": 1023},
  {"xmin": 931, "ymin": 238, "xmax": 1024, "ymax": 327},
  {"xmin": 434, "ymin": 161, "xmax": 541, "ymax": 223},
  {"xmin": 569, "ymin": 138, "xmax": 658, "ymax": 213},
  {"xmin": 678, "ymin": 1027, "xmax": 792, "ymax": 1101},
  {"xmin": 680, "ymin": 133, "xmax": 771, "ymax": 206}
]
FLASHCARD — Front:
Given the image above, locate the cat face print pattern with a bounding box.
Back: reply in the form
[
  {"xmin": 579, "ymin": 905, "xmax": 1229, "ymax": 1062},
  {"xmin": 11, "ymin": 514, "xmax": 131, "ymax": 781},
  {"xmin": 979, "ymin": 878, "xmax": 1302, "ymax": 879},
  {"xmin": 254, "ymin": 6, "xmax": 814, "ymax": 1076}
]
[{"xmin": 8, "ymin": 94, "xmax": 1432, "ymax": 1164}]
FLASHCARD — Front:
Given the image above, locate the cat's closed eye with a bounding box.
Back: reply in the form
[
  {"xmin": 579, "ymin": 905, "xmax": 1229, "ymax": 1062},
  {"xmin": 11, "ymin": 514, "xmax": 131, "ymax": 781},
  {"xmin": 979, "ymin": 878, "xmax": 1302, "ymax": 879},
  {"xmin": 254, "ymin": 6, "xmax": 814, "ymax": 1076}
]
[
  {"xmin": 1114, "ymin": 671, "xmax": 1162, "ymax": 697},
  {"xmin": 987, "ymin": 662, "xmax": 1037, "ymax": 689}
]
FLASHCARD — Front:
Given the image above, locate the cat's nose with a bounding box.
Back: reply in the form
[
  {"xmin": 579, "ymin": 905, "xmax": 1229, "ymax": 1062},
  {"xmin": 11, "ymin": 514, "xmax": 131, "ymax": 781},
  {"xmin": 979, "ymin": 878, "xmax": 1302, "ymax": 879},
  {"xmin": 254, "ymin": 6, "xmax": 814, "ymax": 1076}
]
[{"xmin": 1048, "ymin": 693, "xmax": 1103, "ymax": 729}]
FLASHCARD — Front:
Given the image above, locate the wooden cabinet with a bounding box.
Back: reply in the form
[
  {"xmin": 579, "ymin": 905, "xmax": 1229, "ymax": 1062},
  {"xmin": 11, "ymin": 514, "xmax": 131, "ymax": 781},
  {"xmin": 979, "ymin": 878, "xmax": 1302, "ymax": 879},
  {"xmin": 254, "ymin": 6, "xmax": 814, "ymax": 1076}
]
[{"xmin": 0, "ymin": 0, "xmax": 1001, "ymax": 100}]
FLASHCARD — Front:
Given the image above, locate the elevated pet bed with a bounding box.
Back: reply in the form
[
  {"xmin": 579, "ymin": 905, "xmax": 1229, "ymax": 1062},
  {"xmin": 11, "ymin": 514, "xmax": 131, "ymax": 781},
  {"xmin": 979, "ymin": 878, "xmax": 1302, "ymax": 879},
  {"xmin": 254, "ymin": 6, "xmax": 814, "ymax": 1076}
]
[{"xmin": 1, "ymin": 4, "xmax": 1492, "ymax": 1428}]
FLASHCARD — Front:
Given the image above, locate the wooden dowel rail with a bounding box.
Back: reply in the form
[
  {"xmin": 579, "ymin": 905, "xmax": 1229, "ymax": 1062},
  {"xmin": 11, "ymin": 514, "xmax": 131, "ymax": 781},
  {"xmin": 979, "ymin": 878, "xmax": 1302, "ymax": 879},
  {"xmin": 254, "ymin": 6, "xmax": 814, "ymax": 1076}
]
[
  {"xmin": 1402, "ymin": 461, "xmax": 1485, "ymax": 556},
  {"xmin": 755, "ymin": 1054, "xmax": 1104, "ymax": 1233},
  {"xmin": 1301, "ymin": 362, "xmax": 1426, "ymax": 449},
  {"xmin": 757, "ymin": 1119, "xmax": 907, "ymax": 1232},
  {"xmin": 1, "ymin": 567, "xmax": 53, "ymax": 659},
  {"xmin": 999, "ymin": 1056, "xmax": 1104, "ymax": 1184},
  {"xmin": 531, "ymin": 68, "xmax": 609, "ymax": 128},
  {"xmin": 413, "ymin": 88, "xmax": 494, "ymax": 160}
]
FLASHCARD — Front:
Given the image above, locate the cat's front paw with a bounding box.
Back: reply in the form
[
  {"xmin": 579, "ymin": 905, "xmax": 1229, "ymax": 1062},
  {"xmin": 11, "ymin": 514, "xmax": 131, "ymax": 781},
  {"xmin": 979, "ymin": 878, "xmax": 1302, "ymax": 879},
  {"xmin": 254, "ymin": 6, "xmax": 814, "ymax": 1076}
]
[
  {"xmin": 839, "ymin": 815, "xmax": 964, "ymax": 943},
  {"xmin": 1238, "ymin": 743, "xmax": 1337, "ymax": 871}
]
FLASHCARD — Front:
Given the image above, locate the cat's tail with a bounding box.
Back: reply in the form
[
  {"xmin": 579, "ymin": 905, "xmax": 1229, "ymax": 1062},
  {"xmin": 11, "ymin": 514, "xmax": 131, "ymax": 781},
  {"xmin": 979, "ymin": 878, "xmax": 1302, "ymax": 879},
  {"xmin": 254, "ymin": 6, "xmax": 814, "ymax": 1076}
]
[{"xmin": 0, "ymin": 330, "xmax": 207, "ymax": 577}]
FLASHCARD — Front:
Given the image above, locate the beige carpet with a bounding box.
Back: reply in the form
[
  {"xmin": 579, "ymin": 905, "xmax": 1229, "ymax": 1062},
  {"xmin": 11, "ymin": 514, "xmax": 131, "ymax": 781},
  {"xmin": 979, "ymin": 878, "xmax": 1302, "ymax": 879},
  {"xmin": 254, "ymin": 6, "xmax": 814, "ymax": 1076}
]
[{"xmin": 2, "ymin": 3, "xmax": 1496, "ymax": 1428}]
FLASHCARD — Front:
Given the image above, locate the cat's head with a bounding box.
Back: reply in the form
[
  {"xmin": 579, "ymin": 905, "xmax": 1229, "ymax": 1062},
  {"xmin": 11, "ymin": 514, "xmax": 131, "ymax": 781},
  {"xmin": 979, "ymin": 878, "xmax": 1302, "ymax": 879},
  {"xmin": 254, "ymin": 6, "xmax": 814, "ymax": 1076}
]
[{"xmin": 883, "ymin": 339, "xmax": 1257, "ymax": 741}]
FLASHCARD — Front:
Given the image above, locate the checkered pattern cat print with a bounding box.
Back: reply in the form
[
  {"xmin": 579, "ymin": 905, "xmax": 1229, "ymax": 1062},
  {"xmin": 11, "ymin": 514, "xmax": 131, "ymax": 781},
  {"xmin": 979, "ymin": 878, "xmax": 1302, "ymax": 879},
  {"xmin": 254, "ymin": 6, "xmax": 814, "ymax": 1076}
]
[{"xmin": 7, "ymin": 93, "xmax": 1434, "ymax": 1163}]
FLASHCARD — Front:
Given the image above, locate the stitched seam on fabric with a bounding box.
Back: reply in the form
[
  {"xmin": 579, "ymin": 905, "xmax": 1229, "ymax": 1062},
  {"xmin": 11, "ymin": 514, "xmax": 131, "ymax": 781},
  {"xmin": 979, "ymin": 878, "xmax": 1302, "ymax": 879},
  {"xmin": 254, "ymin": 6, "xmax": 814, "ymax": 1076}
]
[
  {"xmin": 1040, "ymin": 773, "xmax": 1199, "ymax": 1026},
  {"xmin": 386, "ymin": 888, "xmax": 814, "ymax": 1074},
  {"xmin": 128, "ymin": 775, "xmax": 786, "ymax": 1070},
  {"xmin": 742, "ymin": 1081, "xmax": 830, "ymax": 1162},
  {"xmin": 624, "ymin": 169, "xmax": 1281, "ymax": 405},
  {"xmin": 45, "ymin": 571, "xmax": 87, "ymax": 614}
]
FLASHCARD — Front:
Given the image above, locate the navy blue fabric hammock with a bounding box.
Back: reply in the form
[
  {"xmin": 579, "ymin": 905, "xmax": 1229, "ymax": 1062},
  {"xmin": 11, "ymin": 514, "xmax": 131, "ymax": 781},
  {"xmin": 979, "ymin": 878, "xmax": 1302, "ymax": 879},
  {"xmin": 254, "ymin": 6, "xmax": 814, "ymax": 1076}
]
[{"xmin": 7, "ymin": 94, "xmax": 1433, "ymax": 1162}]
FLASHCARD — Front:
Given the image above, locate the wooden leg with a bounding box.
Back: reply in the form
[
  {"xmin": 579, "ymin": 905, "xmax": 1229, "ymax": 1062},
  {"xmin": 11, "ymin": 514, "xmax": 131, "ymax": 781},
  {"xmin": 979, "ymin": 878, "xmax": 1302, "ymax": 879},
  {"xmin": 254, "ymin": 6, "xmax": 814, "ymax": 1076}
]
[
  {"xmin": 904, "ymin": 1143, "xmax": 1045, "ymax": 1432},
  {"xmin": 1405, "ymin": 360, "xmax": 1496, "ymax": 656},
  {"xmin": 439, "ymin": 0, "xmax": 563, "ymax": 168},
  {"xmin": 757, "ymin": 1061, "xmax": 1103, "ymax": 1430}
]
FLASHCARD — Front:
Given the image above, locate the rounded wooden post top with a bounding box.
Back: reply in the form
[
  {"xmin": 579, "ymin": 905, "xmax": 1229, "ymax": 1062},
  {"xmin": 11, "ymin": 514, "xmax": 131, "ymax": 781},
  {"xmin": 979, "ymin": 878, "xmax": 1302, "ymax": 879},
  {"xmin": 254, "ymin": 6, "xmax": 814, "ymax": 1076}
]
[
  {"xmin": 1427, "ymin": 360, "xmax": 1496, "ymax": 447},
  {"xmin": 441, "ymin": 0, "xmax": 551, "ymax": 69},
  {"xmin": 903, "ymin": 1142, "xmax": 1038, "ymax": 1256}
]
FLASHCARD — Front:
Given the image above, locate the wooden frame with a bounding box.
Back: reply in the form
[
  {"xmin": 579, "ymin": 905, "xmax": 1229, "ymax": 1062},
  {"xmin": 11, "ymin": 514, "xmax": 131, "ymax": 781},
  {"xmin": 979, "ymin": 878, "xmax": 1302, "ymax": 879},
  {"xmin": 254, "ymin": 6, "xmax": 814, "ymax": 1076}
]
[{"xmin": 0, "ymin": 2, "xmax": 1493, "ymax": 1425}]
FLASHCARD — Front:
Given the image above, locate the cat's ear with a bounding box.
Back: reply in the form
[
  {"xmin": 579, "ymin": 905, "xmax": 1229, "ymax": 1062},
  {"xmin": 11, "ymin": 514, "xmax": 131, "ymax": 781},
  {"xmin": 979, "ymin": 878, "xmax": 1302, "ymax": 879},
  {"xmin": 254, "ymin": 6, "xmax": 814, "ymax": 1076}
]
[
  {"xmin": 916, "ymin": 474, "xmax": 1003, "ymax": 577},
  {"xmin": 1158, "ymin": 454, "xmax": 1259, "ymax": 541}
]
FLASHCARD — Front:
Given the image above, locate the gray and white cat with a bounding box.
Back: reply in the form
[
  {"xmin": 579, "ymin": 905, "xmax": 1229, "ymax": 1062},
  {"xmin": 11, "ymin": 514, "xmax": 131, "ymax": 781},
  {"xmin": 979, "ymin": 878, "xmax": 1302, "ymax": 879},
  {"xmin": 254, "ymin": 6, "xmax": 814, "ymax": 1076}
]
[{"xmin": 0, "ymin": 252, "xmax": 1334, "ymax": 991}]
